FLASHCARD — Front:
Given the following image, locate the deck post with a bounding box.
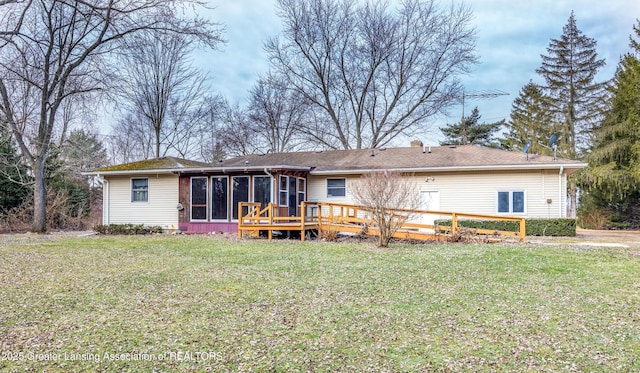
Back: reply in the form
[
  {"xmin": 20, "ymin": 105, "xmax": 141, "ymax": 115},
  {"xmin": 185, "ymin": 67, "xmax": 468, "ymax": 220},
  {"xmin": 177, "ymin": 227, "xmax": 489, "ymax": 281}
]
[
  {"xmin": 519, "ymin": 218, "xmax": 526, "ymax": 242},
  {"xmin": 300, "ymin": 202, "xmax": 306, "ymax": 242},
  {"xmin": 451, "ymin": 213, "xmax": 458, "ymax": 239}
]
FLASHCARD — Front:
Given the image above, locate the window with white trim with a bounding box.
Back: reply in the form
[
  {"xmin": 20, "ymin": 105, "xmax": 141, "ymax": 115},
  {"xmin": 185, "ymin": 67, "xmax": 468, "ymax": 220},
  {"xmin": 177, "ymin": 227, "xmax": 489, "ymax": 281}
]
[
  {"xmin": 191, "ymin": 177, "xmax": 208, "ymax": 221},
  {"xmin": 327, "ymin": 178, "xmax": 346, "ymax": 197},
  {"xmin": 232, "ymin": 176, "xmax": 250, "ymax": 220},
  {"xmin": 279, "ymin": 175, "xmax": 288, "ymax": 206},
  {"xmin": 253, "ymin": 176, "xmax": 272, "ymax": 209},
  {"xmin": 498, "ymin": 191, "xmax": 525, "ymax": 213},
  {"xmin": 131, "ymin": 178, "xmax": 148, "ymax": 202},
  {"xmin": 297, "ymin": 178, "xmax": 306, "ymax": 205},
  {"xmin": 211, "ymin": 176, "xmax": 228, "ymax": 220}
]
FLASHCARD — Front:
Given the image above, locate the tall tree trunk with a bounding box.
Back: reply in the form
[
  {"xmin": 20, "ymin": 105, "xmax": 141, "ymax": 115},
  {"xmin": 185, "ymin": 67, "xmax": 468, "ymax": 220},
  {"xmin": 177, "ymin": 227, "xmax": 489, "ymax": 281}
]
[
  {"xmin": 32, "ymin": 155, "xmax": 47, "ymax": 233},
  {"xmin": 155, "ymin": 125, "xmax": 161, "ymax": 158},
  {"xmin": 568, "ymin": 178, "xmax": 577, "ymax": 218}
]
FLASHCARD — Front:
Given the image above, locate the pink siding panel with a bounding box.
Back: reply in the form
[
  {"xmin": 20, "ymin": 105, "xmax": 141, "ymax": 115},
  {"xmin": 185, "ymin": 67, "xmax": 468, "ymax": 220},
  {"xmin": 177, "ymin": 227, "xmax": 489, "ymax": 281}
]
[{"xmin": 179, "ymin": 222, "xmax": 238, "ymax": 234}]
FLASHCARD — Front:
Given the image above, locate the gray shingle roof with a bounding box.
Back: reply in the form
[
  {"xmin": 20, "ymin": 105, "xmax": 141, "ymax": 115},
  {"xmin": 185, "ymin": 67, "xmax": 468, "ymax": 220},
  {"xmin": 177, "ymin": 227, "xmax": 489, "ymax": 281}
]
[
  {"xmin": 221, "ymin": 145, "xmax": 586, "ymax": 173},
  {"xmin": 87, "ymin": 146, "xmax": 587, "ymax": 175}
]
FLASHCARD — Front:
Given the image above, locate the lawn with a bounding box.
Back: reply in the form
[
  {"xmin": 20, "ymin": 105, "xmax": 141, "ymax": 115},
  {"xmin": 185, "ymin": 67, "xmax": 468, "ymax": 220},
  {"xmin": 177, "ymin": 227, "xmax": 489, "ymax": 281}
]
[{"xmin": 0, "ymin": 235, "xmax": 639, "ymax": 372}]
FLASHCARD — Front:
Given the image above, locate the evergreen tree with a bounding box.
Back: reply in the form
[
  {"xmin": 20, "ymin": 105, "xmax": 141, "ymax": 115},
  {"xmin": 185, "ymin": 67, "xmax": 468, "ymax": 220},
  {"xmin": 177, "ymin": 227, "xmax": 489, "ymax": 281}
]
[
  {"xmin": 580, "ymin": 21, "xmax": 640, "ymax": 228},
  {"xmin": 440, "ymin": 107, "xmax": 504, "ymax": 147},
  {"xmin": 0, "ymin": 126, "xmax": 29, "ymax": 212},
  {"xmin": 504, "ymin": 81, "xmax": 558, "ymax": 155},
  {"xmin": 51, "ymin": 129, "xmax": 109, "ymax": 225},
  {"xmin": 536, "ymin": 11, "xmax": 608, "ymax": 217},
  {"xmin": 60, "ymin": 129, "xmax": 109, "ymax": 184},
  {"xmin": 536, "ymin": 11, "xmax": 607, "ymax": 158}
]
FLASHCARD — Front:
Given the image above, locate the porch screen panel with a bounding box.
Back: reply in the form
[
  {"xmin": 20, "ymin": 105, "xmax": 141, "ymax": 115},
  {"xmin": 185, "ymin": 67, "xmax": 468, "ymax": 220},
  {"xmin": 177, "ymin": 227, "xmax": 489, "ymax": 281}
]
[
  {"xmin": 253, "ymin": 176, "xmax": 271, "ymax": 209},
  {"xmin": 232, "ymin": 176, "xmax": 250, "ymax": 220},
  {"xmin": 191, "ymin": 177, "xmax": 208, "ymax": 221},
  {"xmin": 211, "ymin": 176, "xmax": 228, "ymax": 220}
]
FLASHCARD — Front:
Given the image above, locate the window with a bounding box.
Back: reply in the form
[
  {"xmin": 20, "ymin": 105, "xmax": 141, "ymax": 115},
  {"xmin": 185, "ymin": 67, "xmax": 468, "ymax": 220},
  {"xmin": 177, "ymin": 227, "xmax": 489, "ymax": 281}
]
[
  {"xmin": 191, "ymin": 177, "xmax": 208, "ymax": 221},
  {"xmin": 279, "ymin": 175, "xmax": 288, "ymax": 206},
  {"xmin": 327, "ymin": 178, "xmax": 346, "ymax": 197},
  {"xmin": 232, "ymin": 176, "xmax": 249, "ymax": 220},
  {"xmin": 297, "ymin": 178, "xmax": 306, "ymax": 206},
  {"xmin": 131, "ymin": 178, "xmax": 148, "ymax": 202},
  {"xmin": 253, "ymin": 176, "xmax": 272, "ymax": 209},
  {"xmin": 211, "ymin": 176, "xmax": 228, "ymax": 220},
  {"xmin": 498, "ymin": 191, "xmax": 525, "ymax": 213}
]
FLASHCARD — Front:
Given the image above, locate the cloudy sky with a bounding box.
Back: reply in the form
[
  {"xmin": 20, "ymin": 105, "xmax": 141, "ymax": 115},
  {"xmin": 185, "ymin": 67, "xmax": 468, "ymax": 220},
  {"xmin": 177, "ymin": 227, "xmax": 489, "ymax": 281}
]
[{"xmin": 201, "ymin": 0, "xmax": 640, "ymax": 145}]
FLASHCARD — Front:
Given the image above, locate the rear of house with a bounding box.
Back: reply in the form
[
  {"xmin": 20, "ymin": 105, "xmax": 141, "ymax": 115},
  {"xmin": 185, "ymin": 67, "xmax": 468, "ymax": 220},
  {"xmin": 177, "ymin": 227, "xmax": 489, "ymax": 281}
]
[{"xmin": 87, "ymin": 146, "xmax": 587, "ymax": 234}]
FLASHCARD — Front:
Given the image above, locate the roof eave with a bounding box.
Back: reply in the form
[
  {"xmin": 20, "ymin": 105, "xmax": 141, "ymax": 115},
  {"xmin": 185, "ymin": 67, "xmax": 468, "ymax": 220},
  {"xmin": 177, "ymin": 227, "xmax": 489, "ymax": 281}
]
[
  {"xmin": 309, "ymin": 163, "xmax": 589, "ymax": 175},
  {"xmin": 83, "ymin": 165, "xmax": 313, "ymax": 176}
]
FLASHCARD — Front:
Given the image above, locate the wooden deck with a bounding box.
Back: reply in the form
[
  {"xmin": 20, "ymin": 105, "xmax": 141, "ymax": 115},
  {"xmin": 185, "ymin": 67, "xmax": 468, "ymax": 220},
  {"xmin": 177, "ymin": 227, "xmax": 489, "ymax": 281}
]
[{"xmin": 238, "ymin": 202, "xmax": 526, "ymax": 242}]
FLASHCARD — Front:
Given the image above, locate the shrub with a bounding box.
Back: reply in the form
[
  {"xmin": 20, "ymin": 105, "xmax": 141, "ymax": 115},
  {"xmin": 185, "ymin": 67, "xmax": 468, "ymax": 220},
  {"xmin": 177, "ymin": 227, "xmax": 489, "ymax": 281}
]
[
  {"xmin": 434, "ymin": 218, "xmax": 576, "ymax": 237},
  {"xmin": 93, "ymin": 224, "xmax": 164, "ymax": 235}
]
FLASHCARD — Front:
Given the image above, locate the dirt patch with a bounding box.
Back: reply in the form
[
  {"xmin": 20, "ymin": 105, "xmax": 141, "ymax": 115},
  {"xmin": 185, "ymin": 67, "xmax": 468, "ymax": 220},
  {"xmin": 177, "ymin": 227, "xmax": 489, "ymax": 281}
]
[
  {"xmin": 529, "ymin": 228, "xmax": 640, "ymax": 249},
  {"xmin": 0, "ymin": 231, "xmax": 96, "ymax": 246}
]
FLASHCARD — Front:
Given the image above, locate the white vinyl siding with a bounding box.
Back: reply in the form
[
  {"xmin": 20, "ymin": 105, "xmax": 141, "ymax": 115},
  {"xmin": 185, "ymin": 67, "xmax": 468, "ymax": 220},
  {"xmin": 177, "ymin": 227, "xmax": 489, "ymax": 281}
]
[
  {"xmin": 307, "ymin": 169, "xmax": 566, "ymax": 218},
  {"xmin": 104, "ymin": 174, "xmax": 179, "ymax": 228},
  {"xmin": 423, "ymin": 170, "xmax": 563, "ymax": 218}
]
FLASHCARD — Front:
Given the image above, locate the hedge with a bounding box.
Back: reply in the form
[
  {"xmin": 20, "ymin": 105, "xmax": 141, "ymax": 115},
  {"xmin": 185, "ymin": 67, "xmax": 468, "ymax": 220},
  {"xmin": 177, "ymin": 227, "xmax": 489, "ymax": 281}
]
[
  {"xmin": 433, "ymin": 218, "xmax": 576, "ymax": 237},
  {"xmin": 93, "ymin": 224, "xmax": 164, "ymax": 235}
]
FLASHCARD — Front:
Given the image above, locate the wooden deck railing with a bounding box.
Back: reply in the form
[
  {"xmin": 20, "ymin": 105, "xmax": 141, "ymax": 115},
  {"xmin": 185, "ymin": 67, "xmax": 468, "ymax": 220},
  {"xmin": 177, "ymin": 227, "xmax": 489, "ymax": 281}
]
[
  {"xmin": 238, "ymin": 202, "xmax": 318, "ymax": 240},
  {"xmin": 238, "ymin": 201, "xmax": 526, "ymax": 242}
]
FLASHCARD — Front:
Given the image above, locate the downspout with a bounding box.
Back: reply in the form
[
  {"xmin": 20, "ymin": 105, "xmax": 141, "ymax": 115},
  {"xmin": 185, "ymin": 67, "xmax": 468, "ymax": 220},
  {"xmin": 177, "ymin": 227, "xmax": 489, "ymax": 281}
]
[
  {"xmin": 98, "ymin": 174, "xmax": 109, "ymax": 225},
  {"xmin": 558, "ymin": 166, "xmax": 564, "ymax": 218},
  {"xmin": 264, "ymin": 168, "xmax": 275, "ymax": 205}
]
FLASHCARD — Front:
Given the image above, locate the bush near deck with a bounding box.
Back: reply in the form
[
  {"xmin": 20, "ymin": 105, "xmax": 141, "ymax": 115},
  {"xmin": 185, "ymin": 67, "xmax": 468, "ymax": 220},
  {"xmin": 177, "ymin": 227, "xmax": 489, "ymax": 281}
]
[{"xmin": 435, "ymin": 218, "xmax": 576, "ymax": 236}]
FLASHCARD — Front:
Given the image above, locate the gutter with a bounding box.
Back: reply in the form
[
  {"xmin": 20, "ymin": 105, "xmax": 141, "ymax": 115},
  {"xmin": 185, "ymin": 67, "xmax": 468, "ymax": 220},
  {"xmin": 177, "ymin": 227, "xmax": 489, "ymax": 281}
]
[
  {"xmin": 309, "ymin": 163, "xmax": 588, "ymax": 175},
  {"xmin": 264, "ymin": 168, "xmax": 276, "ymax": 206}
]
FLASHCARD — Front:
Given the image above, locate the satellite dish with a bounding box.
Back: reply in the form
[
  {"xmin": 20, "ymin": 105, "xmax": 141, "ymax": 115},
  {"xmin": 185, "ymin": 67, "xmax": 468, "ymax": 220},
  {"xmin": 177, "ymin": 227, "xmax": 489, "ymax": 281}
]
[
  {"xmin": 549, "ymin": 134, "xmax": 557, "ymax": 148},
  {"xmin": 523, "ymin": 141, "xmax": 531, "ymax": 154}
]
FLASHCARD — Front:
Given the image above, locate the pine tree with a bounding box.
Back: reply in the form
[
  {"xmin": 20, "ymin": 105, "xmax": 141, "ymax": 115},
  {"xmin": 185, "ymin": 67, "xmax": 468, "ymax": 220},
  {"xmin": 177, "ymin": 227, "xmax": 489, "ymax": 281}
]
[
  {"xmin": 440, "ymin": 107, "xmax": 504, "ymax": 147},
  {"xmin": 536, "ymin": 11, "xmax": 607, "ymax": 158},
  {"xmin": 0, "ymin": 126, "xmax": 29, "ymax": 212},
  {"xmin": 580, "ymin": 21, "xmax": 640, "ymax": 227},
  {"xmin": 504, "ymin": 81, "xmax": 558, "ymax": 155},
  {"xmin": 536, "ymin": 11, "xmax": 608, "ymax": 217}
]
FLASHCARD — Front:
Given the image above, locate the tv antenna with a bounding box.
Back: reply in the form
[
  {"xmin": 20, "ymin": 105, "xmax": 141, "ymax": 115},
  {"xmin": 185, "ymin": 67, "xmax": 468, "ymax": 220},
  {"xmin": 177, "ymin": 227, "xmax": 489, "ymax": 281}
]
[
  {"xmin": 538, "ymin": 134, "xmax": 558, "ymax": 160},
  {"xmin": 523, "ymin": 141, "xmax": 531, "ymax": 161},
  {"xmin": 459, "ymin": 89, "xmax": 510, "ymax": 120}
]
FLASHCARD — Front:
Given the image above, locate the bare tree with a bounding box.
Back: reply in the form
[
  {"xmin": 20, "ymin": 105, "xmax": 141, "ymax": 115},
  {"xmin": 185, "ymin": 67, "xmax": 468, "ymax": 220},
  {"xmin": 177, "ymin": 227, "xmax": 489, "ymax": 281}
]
[
  {"xmin": 0, "ymin": 0, "xmax": 223, "ymax": 232},
  {"xmin": 108, "ymin": 112, "xmax": 155, "ymax": 164},
  {"xmin": 199, "ymin": 95, "xmax": 230, "ymax": 162},
  {"xmin": 247, "ymin": 72, "xmax": 309, "ymax": 153},
  {"xmin": 218, "ymin": 101, "xmax": 263, "ymax": 157},
  {"xmin": 116, "ymin": 30, "xmax": 218, "ymax": 159},
  {"xmin": 351, "ymin": 170, "xmax": 421, "ymax": 247},
  {"xmin": 266, "ymin": 0, "xmax": 477, "ymax": 149}
]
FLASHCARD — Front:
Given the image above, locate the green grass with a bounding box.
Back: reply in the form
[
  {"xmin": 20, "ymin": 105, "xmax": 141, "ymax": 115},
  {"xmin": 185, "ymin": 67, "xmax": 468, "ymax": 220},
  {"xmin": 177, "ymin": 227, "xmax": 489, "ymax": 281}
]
[{"xmin": 1, "ymin": 235, "xmax": 639, "ymax": 372}]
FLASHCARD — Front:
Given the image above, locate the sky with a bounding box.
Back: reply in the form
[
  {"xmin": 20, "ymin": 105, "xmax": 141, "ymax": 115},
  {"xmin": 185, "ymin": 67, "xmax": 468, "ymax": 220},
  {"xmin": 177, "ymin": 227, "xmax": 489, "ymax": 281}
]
[{"xmin": 199, "ymin": 0, "xmax": 640, "ymax": 146}]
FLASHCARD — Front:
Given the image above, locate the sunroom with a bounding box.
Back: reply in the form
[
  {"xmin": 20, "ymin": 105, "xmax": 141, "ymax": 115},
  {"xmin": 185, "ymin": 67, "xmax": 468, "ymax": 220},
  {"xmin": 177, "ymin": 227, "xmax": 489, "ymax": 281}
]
[{"xmin": 176, "ymin": 167, "xmax": 310, "ymax": 233}]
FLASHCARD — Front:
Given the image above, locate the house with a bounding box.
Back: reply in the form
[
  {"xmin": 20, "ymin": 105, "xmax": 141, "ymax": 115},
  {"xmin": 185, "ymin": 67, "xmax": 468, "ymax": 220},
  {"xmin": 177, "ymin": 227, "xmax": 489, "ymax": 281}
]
[{"xmin": 86, "ymin": 145, "xmax": 588, "ymax": 233}]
